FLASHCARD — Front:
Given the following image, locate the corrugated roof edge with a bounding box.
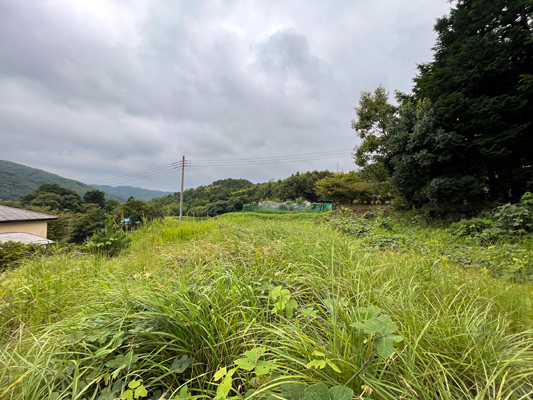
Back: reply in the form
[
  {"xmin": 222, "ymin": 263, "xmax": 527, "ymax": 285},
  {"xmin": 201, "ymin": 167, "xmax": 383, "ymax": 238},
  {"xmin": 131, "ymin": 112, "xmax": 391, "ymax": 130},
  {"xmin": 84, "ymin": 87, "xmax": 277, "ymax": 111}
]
[
  {"xmin": 0, "ymin": 216, "xmax": 59, "ymax": 222},
  {"xmin": 0, "ymin": 205, "xmax": 58, "ymax": 222}
]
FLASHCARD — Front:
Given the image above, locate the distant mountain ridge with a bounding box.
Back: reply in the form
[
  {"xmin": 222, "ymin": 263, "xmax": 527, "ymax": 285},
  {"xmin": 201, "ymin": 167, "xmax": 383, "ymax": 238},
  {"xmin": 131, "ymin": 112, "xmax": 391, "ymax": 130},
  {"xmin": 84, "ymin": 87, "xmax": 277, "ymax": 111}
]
[
  {"xmin": 92, "ymin": 185, "xmax": 173, "ymax": 201},
  {"xmin": 0, "ymin": 160, "xmax": 169, "ymax": 202},
  {"xmin": 0, "ymin": 160, "xmax": 100, "ymax": 201}
]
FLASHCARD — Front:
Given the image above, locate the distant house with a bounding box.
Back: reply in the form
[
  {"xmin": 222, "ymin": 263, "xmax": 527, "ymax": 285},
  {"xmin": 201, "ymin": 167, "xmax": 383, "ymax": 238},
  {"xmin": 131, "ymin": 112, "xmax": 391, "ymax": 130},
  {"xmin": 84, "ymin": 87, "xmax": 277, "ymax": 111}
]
[{"xmin": 0, "ymin": 205, "xmax": 58, "ymax": 245}]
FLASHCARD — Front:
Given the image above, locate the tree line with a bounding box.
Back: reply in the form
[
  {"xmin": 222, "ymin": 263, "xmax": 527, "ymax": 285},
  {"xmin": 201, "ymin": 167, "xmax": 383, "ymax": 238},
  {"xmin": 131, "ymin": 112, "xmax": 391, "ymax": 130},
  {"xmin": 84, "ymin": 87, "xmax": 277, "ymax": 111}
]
[
  {"xmin": 150, "ymin": 170, "xmax": 335, "ymax": 217},
  {"xmin": 1, "ymin": 183, "xmax": 164, "ymax": 243},
  {"xmin": 1, "ymin": 170, "xmax": 384, "ymax": 244},
  {"xmin": 352, "ymin": 0, "xmax": 532, "ymax": 215}
]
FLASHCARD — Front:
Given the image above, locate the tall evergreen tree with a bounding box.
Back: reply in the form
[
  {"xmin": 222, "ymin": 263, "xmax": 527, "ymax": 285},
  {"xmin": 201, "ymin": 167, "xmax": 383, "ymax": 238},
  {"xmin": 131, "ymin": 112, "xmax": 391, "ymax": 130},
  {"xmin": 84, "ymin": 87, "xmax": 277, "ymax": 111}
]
[{"xmin": 414, "ymin": 0, "xmax": 533, "ymax": 201}]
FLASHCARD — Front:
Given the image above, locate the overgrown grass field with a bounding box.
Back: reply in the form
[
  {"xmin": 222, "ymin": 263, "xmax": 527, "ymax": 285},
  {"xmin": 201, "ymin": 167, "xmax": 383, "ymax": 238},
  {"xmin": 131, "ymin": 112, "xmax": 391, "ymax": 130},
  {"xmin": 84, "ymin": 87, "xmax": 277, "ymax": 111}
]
[{"xmin": 1, "ymin": 213, "xmax": 532, "ymax": 399}]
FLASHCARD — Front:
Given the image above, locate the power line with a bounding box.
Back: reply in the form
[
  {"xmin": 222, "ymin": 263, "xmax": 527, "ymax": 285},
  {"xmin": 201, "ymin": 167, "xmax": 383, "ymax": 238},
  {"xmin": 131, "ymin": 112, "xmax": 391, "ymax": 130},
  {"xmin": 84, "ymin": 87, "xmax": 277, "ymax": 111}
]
[
  {"xmin": 91, "ymin": 164, "xmax": 175, "ymax": 185},
  {"xmin": 190, "ymin": 149, "xmax": 353, "ymax": 163},
  {"xmin": 188, "ymin": 153, "xmax": 353, "ymax": 167},
  {"xmin": 113, "ymin": 168, "xmax": 179, "ymax": 187},
  {"xmin": 90, "ymin": 148, "xmax": 353, "ymax": 187},
  {"xmin": 91, "ymin": 167, "xmax": 177, "ymax": 187},
  {"xmin": 129, "ymin": 169, "xmax": 179, "ymax": 187}
]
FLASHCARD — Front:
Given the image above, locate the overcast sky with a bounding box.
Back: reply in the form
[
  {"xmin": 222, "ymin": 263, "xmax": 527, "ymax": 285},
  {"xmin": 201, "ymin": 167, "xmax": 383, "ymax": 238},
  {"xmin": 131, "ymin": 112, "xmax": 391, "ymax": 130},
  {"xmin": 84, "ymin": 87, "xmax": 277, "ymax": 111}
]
[{"xmin": 0, "ymin": 0, "xmax": 451, "ymax": 192}]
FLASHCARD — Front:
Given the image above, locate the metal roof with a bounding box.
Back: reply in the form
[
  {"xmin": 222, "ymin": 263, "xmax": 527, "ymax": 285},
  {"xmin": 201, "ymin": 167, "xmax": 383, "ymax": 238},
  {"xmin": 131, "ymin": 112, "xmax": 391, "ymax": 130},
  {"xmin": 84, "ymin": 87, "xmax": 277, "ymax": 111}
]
[
  {"xmin": 0, "ymin": 232, "xmax": 54, "ymax": 245},
  {"xmin": 0, "ymin": 205, "xmax": 58, "ymax": 223}
]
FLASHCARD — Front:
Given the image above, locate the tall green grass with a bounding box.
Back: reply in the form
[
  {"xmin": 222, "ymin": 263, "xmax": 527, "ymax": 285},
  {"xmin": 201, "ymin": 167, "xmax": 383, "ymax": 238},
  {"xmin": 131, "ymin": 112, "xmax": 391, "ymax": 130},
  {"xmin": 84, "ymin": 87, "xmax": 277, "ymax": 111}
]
[{"xmin": 1, "ymin": 215, "xmax": 532, "ymax": 399}]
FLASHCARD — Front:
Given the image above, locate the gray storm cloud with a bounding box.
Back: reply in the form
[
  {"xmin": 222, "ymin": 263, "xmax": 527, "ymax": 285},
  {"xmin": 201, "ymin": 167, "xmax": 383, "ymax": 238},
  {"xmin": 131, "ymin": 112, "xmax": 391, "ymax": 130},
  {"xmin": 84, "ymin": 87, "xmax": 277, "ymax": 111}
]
[{"xmin": 0, "ymin": 0, "xmax": 451, "ymax": 191}]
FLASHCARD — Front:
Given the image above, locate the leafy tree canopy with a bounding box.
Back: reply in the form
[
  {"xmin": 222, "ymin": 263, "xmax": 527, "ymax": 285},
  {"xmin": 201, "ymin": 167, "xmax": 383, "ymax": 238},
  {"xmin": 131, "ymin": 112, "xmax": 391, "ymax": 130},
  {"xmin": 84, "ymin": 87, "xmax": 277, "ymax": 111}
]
[
  {"xmin": 314, "ymin": 171, "xmax": 373, "ymax": 204},
  {"xmin": 352, "ymin": 86, "xmax": 397, "ymax": 169},
  {"xmin": 414, "ymin": 0, "xmax": 533, "ymax": 201},
  {"xmin": 384, "ymin": 100, "xmax": 484, "ymax": 207},
  {"xmin": 21, "ymin": 183, "xmax": 83, "ymax": 212},
  {"xmin": 83, "ymin": 189, "xmax": 106, "ymax": 209}
]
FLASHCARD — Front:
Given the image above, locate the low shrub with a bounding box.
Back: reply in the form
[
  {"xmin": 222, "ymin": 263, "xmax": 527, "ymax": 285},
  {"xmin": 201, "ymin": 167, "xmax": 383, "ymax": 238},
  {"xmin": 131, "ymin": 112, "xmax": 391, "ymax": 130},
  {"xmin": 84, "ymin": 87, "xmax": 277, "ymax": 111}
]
[
  {"xmin": 0, "ymin": 241, "xmax": 39, "ymax": 272},
  {"xmin": 451, "ymin": 192, "xmax": 533, "ymax": 243},
  {"xmin": 84, "ymin": 219, "xmax": 131, "ymax": 257}
]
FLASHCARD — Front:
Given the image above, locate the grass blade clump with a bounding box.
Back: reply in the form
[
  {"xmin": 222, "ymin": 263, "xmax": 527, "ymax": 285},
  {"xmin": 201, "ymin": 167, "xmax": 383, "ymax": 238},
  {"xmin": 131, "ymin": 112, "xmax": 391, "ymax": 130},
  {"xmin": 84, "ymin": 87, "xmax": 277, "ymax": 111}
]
[{"xmin": 1, "ymin": 215, "xmax": 532, "ymax": 399}]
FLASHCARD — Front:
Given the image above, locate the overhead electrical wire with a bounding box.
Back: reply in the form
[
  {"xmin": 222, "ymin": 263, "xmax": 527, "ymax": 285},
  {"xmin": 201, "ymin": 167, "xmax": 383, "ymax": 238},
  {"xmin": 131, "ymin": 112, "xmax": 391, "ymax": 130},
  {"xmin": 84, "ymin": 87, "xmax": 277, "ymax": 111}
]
[
  {"xmin": 91, "ymin": 164, "xmax": 175, "ymax": 185},
  {"xmin": 187, "ymin": 154, "xmax": 353, "ymax": 168},
  {"xmin": 126, "ymin": 169, "xmax": 179, "ymax": 187},
  {"xmin": 190, "ymin": 149, "xmax": 353, "ymax": 163},
  {"xmin": 91, "ymin": 149, "xmax": 353, "ymax": 186}
]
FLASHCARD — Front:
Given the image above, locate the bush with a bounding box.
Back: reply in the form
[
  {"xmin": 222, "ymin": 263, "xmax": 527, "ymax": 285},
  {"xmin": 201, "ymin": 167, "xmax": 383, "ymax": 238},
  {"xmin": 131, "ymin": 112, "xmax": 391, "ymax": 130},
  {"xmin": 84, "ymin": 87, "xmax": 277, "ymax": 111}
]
[
  {"xmin": 0, "ymin": 241, "xmax": 39, "ymax": 272},
  {"xmin": 451, "ymin": 192, "xmax": 533, "ymax": 243},
  {"xmin": 84, "ymin": 219, "xmax": 131, "ymax": 257}
]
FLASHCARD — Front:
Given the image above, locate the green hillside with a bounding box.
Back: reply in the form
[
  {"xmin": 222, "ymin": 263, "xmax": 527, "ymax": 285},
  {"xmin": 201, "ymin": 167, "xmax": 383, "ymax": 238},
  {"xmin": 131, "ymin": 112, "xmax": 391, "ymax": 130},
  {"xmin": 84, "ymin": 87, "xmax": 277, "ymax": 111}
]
[
  {"xmin": 93, "ymin": 184, "xmax": 173, "ymax": 201},
  {"xmin": 0, "ymin": 160, "xmax": 117, "ymax": 201}
]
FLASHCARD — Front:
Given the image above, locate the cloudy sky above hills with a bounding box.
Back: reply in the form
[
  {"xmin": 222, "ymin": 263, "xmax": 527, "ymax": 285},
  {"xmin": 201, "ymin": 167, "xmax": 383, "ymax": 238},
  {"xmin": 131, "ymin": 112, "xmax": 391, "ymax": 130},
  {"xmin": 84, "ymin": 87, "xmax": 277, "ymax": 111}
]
[{"xmin": 0, "ymin": 0, "xmax": 451, "ymax": 191}]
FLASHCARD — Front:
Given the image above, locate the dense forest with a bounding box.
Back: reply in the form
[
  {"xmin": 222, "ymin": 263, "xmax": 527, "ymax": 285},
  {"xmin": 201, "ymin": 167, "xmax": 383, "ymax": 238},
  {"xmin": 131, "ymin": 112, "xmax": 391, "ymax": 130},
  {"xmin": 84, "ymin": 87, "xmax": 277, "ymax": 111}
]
[{"xmin": 352, "ymin": 0, "xmax": 533, "ymax": 215}]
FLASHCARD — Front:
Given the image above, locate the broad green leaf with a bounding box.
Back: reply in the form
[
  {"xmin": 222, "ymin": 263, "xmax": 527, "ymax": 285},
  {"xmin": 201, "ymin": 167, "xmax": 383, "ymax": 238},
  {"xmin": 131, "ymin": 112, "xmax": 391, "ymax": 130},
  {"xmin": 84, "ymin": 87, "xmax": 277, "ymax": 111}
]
[
  {"xmin": 215, "ymin": 375, "xmax": 232, "ymax": 399},
  {"xmin": 359, "ymin": 305, "xmax": 381, "ymax": 316},
  {"xmin": 96, "ymin": 387, "xmax": 114, "ymax": 400},
  {"xmin": 234, "ymin": 358, "xmax": 256, "ymax": 371},
  {"xmin": 227, "ymin": 367, "xmax": 238, "ymax": 378},
  {"xmin": 281, "ymin": 383, "xmax": 306, "ymax": 400},
  {"xmin": 329, "ymin": 386, "xmax": 353, "ymax": 400},
  {"xmin": 95, "ymin": 348, "xmax": 114, "ymax": 358},
  {"xmin": 123, "ymin": 352, "xmax": 133, "ymax": 365},
  {"xmin": 112, "ymin": 380, "xmax": 125, "ymax": 393},
  {"xmin": 306, "ymin": 359, "xmax": 326, "ymax": 370},
  {"xmin": 214, "ymin": 367, "xmax": 227, "ymax": 381},
  {"xmin": 243, "ymin": 347, "xmax": 266, "ymax": 361},
  {"xmin": 245, "ymin": 389, "xmax": 255, "ymax": 399},
  {"xmin": 235, "ymin": 347, "xmax": 269, "ymax": 372},
  {"xmin": 255, "ymin": 360, "xmax": 275, "ymax": 376},
  {"xmin": 176, "ymin": 386, "xmax": 191, "ymax": 400},
  {"xmin": 286, "ymin": 299, "xmax": 298, "ymax": 318},
  {"xmin": 312, "ymin": 350, "xmax": 325, "ymax": 357},
  {"xmin": 375, "ymin": 334, "xmax": 402, "ymax": 359},
  {"xmin": 134, "ymin": 385, "xmax": 148, "ymax": 399},
  {"xmin": 303, "ymin": 383, "xmax": 329, "ymax": 400},
  {"xmin": 351, "ymin": 315, "xmax": 398, "ymax": 336},
  {"xmin": 270, "ymin": 286, "xmax": 282, "ymax": 300},
  {"xmin": 170, "ymin": 355, "xmax": 194, "ymax": 373},
  {"xmin": 120, "ymin": 390, "xmax": 133, "ymax": 400},
  {"xmin": 106, "ymin": 355, "xmax": 125, "ymax": 368},
  {"xmin": 128, "ymin": 380, "xmax": 141, "ymax": 389}
]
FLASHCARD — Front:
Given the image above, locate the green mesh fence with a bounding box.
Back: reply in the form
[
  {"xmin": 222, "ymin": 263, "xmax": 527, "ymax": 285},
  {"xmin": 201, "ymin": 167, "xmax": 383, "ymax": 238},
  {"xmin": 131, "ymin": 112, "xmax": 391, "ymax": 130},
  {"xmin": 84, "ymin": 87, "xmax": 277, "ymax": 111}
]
[{"xmin": 242, "ymin": 201, "xmax": 332, "ymax": 212}]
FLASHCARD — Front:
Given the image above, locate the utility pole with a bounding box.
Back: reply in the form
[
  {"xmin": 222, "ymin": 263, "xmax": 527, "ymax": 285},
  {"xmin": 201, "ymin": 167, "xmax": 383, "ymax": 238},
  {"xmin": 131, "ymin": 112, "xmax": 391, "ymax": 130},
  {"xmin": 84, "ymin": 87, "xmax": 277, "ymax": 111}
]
[{"xmin": 179, "ymin": 155, "xmax": 185, "ymax": 222}]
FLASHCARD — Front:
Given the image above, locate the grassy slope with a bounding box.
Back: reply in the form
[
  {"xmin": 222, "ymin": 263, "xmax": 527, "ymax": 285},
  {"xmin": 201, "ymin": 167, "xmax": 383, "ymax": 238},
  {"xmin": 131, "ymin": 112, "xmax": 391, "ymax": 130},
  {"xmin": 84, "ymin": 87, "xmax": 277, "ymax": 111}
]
[
  {"xmin": 0, "ymin": 214, "xmax": 532, "ymax": 399},
  {"xmin": 0, "ymin": 160, "xmax": 96, "ymax": 201}
]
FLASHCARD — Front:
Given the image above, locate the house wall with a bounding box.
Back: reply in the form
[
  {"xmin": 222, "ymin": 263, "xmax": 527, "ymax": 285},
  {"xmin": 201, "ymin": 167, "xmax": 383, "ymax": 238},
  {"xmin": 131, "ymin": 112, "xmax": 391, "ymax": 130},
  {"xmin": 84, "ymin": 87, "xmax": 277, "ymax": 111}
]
[{"xmin": 0, "ymin": 221, "xmax": 48, "ymax": 238}]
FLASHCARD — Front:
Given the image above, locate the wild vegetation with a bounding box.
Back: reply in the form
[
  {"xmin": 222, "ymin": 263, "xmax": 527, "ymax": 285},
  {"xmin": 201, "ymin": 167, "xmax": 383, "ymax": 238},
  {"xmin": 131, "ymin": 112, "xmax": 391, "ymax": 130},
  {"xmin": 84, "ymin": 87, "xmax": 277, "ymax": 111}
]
[
  {"xmin": 352, "ymin": 0, "xmax": 533, "ymax": 212},
  {"xmin": 1, "ymin": 2, "xmax": 532, "ymax": 398},
  {"xmin": 150, "ymin": 171, "xmax": 334, "ymax": 217},
  {"xmin": 0, "ymin": 184, "xmax": 164, "ymax": 245},
  {"xmin": 1, "ymin": 212, "xmax": 532, "ymax": 399}
]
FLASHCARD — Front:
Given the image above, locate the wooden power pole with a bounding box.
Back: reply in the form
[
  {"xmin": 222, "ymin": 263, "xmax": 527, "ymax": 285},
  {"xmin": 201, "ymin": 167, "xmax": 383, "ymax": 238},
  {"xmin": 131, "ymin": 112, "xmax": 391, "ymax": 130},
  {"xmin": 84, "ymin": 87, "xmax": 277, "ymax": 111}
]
[{"xmin": 179, "ymin": 155, "xmax": 185, "ymax": 222}]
